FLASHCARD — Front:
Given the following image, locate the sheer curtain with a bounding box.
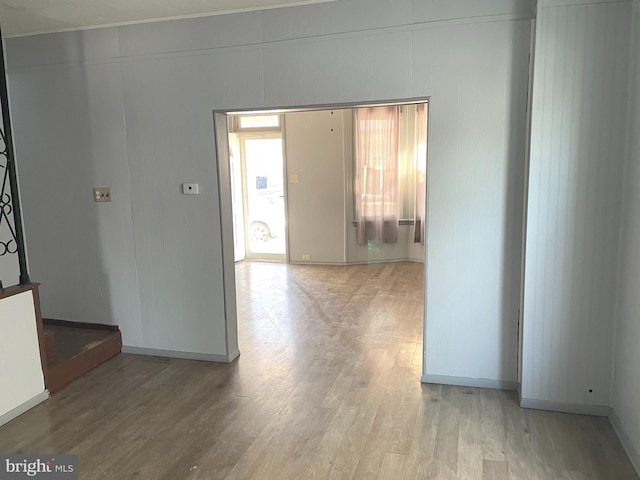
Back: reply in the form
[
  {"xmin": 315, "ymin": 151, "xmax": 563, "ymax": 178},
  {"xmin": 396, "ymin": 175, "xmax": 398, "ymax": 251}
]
[
  {"xmin": 413, "ymin": 103, "xmax": 428, "ymax": 244},
  {"xmin": 355, "ymin": 106, "xmax": 400, "ymax": 245}
]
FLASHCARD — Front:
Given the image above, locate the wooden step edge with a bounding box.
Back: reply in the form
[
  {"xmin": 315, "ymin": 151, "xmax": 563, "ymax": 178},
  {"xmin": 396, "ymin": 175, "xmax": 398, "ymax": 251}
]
[
  {"xmin": 46, "ymin": 331, "xmax": 122, "ymax": 394},
  {"xmin": 43, "ymin": 318, "xmax": 121, "ymax": 332}
]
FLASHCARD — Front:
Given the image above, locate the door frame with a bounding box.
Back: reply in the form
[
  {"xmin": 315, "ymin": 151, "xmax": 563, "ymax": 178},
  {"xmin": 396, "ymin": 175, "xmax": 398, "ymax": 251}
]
[
  {"xmin": 235, "ymin": 130, "xmax": 288, "ymax": 262},
  {"xmin": 213, "ymin": 98, "xmax": 430, "ymax": 373}
]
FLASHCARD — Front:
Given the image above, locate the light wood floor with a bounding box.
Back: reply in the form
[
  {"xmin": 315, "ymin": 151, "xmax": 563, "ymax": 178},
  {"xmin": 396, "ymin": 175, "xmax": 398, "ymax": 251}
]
[{"xmin": 1, "ymin": 262, "xmax": 637, "ymax": 479}]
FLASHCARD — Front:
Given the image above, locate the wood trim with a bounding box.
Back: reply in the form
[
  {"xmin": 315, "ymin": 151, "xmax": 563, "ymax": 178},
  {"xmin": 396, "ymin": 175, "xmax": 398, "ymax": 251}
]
[
  {"xmin": 31, "ymin": 285, "xmax": 49, "ymax": 391},
  {"xmin": 43, "ymin": 318, "xmax": 121, "ymax": 332},
  {"xmin": 0, "ymin": 282, "xmax": 40, "ymax": 300}
]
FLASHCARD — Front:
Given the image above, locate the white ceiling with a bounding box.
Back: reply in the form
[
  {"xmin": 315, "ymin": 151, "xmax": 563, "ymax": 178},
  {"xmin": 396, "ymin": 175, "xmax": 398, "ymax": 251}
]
[{"xmin": 0, "ymin": 0, "xmax": 338, "ymax": 38}]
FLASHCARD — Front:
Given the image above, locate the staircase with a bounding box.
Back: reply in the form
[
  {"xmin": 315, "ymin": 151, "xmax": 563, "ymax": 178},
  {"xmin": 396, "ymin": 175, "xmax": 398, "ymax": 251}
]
[{"xmin": 43, "ymin": 319, "xmax": 122, "ymax": 394}]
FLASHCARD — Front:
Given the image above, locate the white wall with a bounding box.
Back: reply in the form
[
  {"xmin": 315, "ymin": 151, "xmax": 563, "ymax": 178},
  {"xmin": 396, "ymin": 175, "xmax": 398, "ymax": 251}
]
[
  {"xmin": 5, "ymin": 0, "xmax": 532, "ymax": 380},
  {"xmin": 10, "ymin": 62, "xmax": 143, "ymax": 337},
  {"xmin": 612, "ymin": 0, "xmax": 640, "ymax": 469},
  {"xmin": 522, "ymin": 0, "xmax": 632, "ymax": 410},
  {"xmin": 0, "ymin": 290, "xmax": 47, "ymax": 425},
  {"xmin": 285, "ymin": 109, "xmax": 347, "ymax": 264},
  {"xmin": 420, "ymin": 20, "xmax": 529, "ymax": 385},
  {"xmin": 284, "ymin": 108, "xmax": 423, "ymax": 265}
]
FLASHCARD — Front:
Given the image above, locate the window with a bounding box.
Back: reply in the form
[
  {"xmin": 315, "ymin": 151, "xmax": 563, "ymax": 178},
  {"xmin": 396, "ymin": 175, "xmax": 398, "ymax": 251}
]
[
  {"xmin": 354, "ymin": 103, "xmax": 428, "ymax": 245},
  {"xmin": 239, "ymin": 114, "xmax": 280, "ymax": 129},
  {"xmin": 228, "ymin": 114, "xmax": 282, "ymax": 133}
]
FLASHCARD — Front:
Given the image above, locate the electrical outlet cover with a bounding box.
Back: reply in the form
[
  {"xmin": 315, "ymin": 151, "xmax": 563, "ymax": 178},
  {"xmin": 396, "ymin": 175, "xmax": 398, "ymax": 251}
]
[
  {"xmin": 182, "ymin": 183, "xmax": 199, "ymax": 195},
  {"xmin": 93, "ymin": 187, "xmax": 112, "ymax": 202}
]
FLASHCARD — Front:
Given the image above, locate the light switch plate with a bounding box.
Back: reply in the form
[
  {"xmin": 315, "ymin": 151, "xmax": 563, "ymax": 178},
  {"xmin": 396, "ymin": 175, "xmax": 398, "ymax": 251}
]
[
  {"xmin": 94, "ymin": 187, "xmax": 112, "ymax": 202},
  {"xmin": 182, "ymin": 183, "xmax": 199, "ymax": 195},
  {"xmin": 290, "ymin": 174, "xmax": 299, "ymax": 184}
]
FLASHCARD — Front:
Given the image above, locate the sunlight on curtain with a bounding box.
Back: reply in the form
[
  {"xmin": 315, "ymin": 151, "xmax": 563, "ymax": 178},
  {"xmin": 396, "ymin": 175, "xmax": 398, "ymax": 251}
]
[
  {"xmin": 355, "ymin": 106, "xmax": 400, "ymax": 245},
  {"xmin": 413, "ymin": 103, "xmax": 428, "ymax": 244},
  {"xmin": 398, "ymin": 105, "xmax": 417, "ymax": 220}
]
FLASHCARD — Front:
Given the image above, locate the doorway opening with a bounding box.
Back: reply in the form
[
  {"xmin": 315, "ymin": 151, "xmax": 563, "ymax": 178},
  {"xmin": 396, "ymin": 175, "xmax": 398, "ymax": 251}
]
[
  {"xmin": 214, "ymin": 99, "xmax": 429, "ymax": 377},
  {"xmin": 228, "ymin": 114, "xmax": 287, "ymax": 262}
]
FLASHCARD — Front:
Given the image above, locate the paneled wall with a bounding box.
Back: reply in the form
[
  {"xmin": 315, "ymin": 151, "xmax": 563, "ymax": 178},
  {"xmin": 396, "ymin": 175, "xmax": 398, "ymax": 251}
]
[
  {"xmin": 6, "ymin": 0, "xmax": 532, "ymax": 380},
  {"xmin": 612, "ymin": 0, "xmax": 640, "ymax": 468},
  {"xmin": 413, "ymin": 17, "xmax": 531, "ymax": 385},
  {"xmin": 10, "ymin": 62, "xmax": 145, "ymax": 346},
  {"xmin": 522, "ymin": 0, "xmax": 632, "ymax": 410}
]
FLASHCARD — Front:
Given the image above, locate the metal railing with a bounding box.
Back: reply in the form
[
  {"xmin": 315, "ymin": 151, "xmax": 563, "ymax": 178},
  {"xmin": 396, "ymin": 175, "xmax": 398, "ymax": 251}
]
[{"xmin": 0, "ymin": 25, "xmax": 30, "ymax": 288}]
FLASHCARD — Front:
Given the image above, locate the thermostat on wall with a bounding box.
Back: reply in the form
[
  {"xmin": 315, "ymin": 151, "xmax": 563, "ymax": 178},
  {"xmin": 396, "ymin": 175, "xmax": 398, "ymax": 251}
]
[{"xmin": 182, "ymin": 183, "xmax": 199, "ymax": 195}]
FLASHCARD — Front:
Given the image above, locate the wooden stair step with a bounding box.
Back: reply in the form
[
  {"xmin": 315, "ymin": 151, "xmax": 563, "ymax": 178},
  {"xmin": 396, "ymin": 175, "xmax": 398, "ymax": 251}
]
[{"xmin": 43, "ymin": 320, "xmax": 122, "ymax": 394}]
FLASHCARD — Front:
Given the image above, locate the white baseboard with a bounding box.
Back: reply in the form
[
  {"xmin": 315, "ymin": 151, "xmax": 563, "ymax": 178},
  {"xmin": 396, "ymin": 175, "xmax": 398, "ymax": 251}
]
[
  {"xmin": 610, "ymin": 411, "xmax": 640, "ymax": 476},
  {"xmin": 122, "ymin": 346, "xmax": 240, "ymax": 363},
  {"xmin": 0, "ymin": 390, "xmax": 49, "ymax": 428},
  {"xmin": 421, "ymin": 374, "xmax": 518, "ymax": 391},
  {"xmin": 289, "ymin": 258, "xmax": 424, "ymax": 266},
  {"xmin": 227, "ymin": 348, "xmax": 240, "ymax": 363},
  {"xmin": 520, "ymin": 398, "xmax": 612, "ymax": 417}
]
